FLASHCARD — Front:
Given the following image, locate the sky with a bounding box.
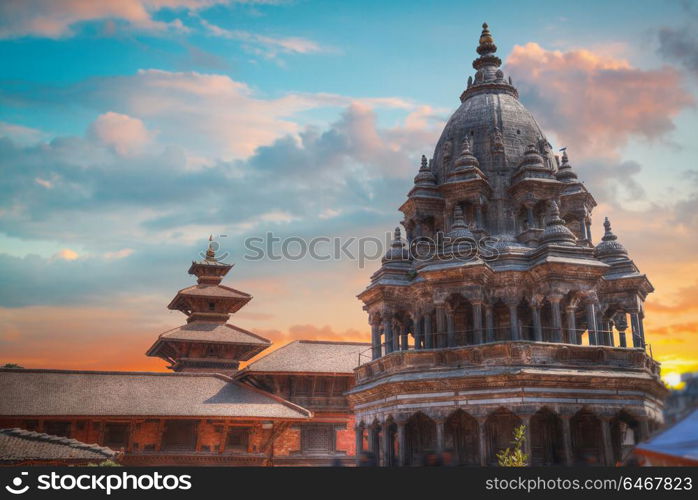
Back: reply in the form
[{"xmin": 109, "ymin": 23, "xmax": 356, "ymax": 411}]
[{"xmin": 1, "ymin": 0, "xmax": 697, "ymax": 385}]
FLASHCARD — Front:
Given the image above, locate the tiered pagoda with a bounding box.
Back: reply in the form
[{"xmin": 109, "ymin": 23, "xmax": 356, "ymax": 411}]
[
  {"xmin": 348, "ymin": 23, "xmax": 666, "ymax": 467},
  {"xmin": 146, "ymin": 237, "xmax": 270, "ymax": 375}
]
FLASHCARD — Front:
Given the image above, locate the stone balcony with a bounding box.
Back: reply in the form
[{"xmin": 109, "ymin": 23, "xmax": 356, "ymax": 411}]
[{"xmin": 354, "ymin": 341, "xmax": 660, "ymax": 385}]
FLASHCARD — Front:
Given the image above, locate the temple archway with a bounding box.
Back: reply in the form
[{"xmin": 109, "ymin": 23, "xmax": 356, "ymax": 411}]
[
  {"xmin": 445, "ymin": 410, "xmax": 479, "ymax": 465},
  {"xmin": 405, "ymin": 412, "xmax": 436, "ymax": 466},
  {"xmin": 530, "ymin": 408, "xmax": 564, "ymax": 465},
  {"xmin": 571, "ymin": 409, "xmax": 603, "ymax": 465},
  {"xmin": 485, "ymin": 408, "xmax": 521, "ymax": 465}
]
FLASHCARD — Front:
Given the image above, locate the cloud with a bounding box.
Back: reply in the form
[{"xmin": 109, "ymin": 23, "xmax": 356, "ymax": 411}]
[
  {"xmin": 506, "ymin": 42, "xmax": 694, "ymax": 157},
  {"xmin": 0, "ymin": 0, "xmax": 258, "ymax": 39},
  {"xmin": 54, "ymin": 249, "xmax": 79, "ymax": 261},
  {"xmin": 200, "ymin": 18, "xmax": 333, "ymax": 59},
  {"xmin": 87, "ymin": 112, "xmax": 153, "ymax": 155},
  {"xmin": 658, "ymin": 27, "xmax": 698, "ymax": 78}
]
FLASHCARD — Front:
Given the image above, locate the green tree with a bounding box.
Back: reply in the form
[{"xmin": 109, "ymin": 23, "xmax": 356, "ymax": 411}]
[
  {"xmin": 496, "ymin": 424, "xmax": 529, "ymax": 467},
  {"xmin": 2, "ymin": 363, "xmax": 24, "ymax": 369}
]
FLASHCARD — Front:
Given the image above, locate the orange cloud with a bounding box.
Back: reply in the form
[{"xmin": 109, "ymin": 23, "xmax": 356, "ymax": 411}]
[
  {"xmin": 506, "ymin": 42, "xmax": 694, "ymax": 157},
  {"xmin": 88, "ymin": 112, "xmax": 153, "ymax": 156}
]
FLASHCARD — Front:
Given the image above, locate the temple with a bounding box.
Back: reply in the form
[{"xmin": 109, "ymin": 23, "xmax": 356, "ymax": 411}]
[
  {"xmin": 0, "ymin": 23, "xmax": 667, "ymax": 467},
  {"xmin": 347, "ymin": 23, "xmax": 667, "ymax": 466}
]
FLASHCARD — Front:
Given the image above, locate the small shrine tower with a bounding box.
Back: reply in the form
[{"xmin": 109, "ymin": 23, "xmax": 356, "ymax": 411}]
[{"xmin": 146, "ymin": 237, "xmax": 270, "ymax": 375}]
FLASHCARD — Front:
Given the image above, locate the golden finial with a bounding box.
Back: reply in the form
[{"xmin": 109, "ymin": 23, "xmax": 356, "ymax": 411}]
[{"xmin": 479, "ymin": 22, "xmax": 494, "ymax": 45}]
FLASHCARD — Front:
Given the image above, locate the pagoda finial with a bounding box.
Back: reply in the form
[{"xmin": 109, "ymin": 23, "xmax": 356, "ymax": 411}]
[
  {"xmin": 602, "ymin": 217, "xmax": 616, "ymax": 240},
  {"xmin": 420, "ymin": 154, "xmax": 428, "ymax": 171},
  {"xmin": 205, "ymin": 235, "xmax": 217, "ymax": 261}
]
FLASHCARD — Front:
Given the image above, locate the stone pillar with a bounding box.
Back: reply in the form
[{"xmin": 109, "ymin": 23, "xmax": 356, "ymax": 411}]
[
  {"xmin": 435, "ymin": 418, "xmax": 445, "ymax": 453},
  {"xmin": 371, "ymin": 321, "xmax": 381, "ymax": 360},
  {"xmin": 475, "ymin": 203, "xmax": 484, "ymax": 230},
  {"xmin": 381, "ymin": 424, "xmax": 392, "ymax": 467},
  {"xmin": 367, "ymin": 426, "xmax": 377, "ymax": 453},
  {"xmin": 485, "ymin": 304, "xmax": 495, "ymax": 343},
  {"xmin": 639, "ymin": 312, "xmax": 646, "ymax": 348},
  {"xmin": 473, "ymin": 301, "xmax": 483, "ymax": 344},
  {"xmin": 397, "ymin": 422, "xmax": 407, "ymax": 466},
  {"xmin": 424, "ymin": 312, "xmax": 433, "ymax": 349},
  {"xmin": 604, "ymin": 320, "xmax": 614, "ymax": 347},
  {"xmin": 566, "ymin": 305, "xmax": 578, "ymax": 344},
  {"xmin": 392, "ymin": 320, "xmax": 400, "ymax": 352},
  {"xmin": 630, "ymin": 312, "xmax": 642, "ymax": 348},
  {"xmin": 436, "ymin": 305, "xmax": 446, "ymax": 348},
  {"xmin": 507, "ymin": 300, "xmax": 520, "ymax": 341},
  {"xmin": 531, "ymin": 305, "xmax": 543, "ymax": 342},
  {"xmin": 478, "ymin": 418, "xmax": 488, "ymax": 466},
  {"xmin": 414, "ymin": 315, "xmax": 423, "ymax": 350},
  {"xmin": 586, "ymin": 220, "xmax": 592, "ymax": 243},
  {"xmin": 401, "ymin": 322, "xmax": 409, "ymax": 351},
  {"xmin": 600, "ymin": 418, "xmax": 613, "ymax": 466},
  {"xmin": 550, "ymin": 296, "xmax": 563, "ymax": 343},
  {"xmin": 521, "ymin": 415, "xmax": 532, "ymax": 464},
  {"xmin": 355, "ymin": 426, "xmax": 364, "ymax": 455},
  {"xmin": 585, "ymin": 301, "xmax": 598, "ymax": 345},
  {"xmin": 446, "ymin": 310, "xmax": 455, "ymax": 347},
  {"xmin": 383, "ymin": 317, "xmax": 393, "ymax": 354},
  {"xmin": 616, "ymin": 314, "xmax": 628, "ymax": 348},
  {"xmin": 561, "ymin": 416, "xmax": 573, "ymax": 466},
  {"xmin": 526, "ymin": 206, "xmax": 535, "ymax": 228}
]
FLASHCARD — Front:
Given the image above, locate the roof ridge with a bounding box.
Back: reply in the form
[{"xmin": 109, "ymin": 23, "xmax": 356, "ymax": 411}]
[
  {"xmin": 0, "ymin": 428, "xmax": 116, "ymax": 458},
  {"xmin": 295, "ymin": 340, "xmax": 371, "ymax": 346},
  {"xmin": 0, "ymin": 368, "xmax": 228, "ymax": 377}
]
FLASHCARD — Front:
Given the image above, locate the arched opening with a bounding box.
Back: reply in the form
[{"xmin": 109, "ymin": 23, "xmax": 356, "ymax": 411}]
[
  {"xmin": 445, "ymin": 410, "xmax": 479, "ymax": 465},
  {"xmin": 611, "ymin": 411, "xmax": 639, "ymax": 464},
  {"xmin": 405, "ymin": 412, "xmax": 436, "ymax": 466},
  {"xmin": 485, "ymin": 408, "xmax": 522, "ymax": 465},
  {"xmin": 530, "ymin": 408, "xmax": 564, "ymax": 465},
  {"xmin": 383, "ymin": 419, "xmax": 397, "ymax": 467},
  {"xmin": 450, "ymin": 296, "xmax": 473, "ymax": 346},
  {"xmin": 571, "ymin": 409, "xmax": 603, "ymax": 465}
]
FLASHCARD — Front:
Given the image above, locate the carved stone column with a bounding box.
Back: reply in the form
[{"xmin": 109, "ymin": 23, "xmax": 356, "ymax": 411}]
[
  {"xmin": 383, "ymin": 316, "xmax": 393, "ymax": 354},
  {"xmin": 638, "ymin": 417, "xmax": 650, "ymax": 443},
  {"xmin": 630, "ymin": 312, "xmax": 642, "ymax": 349},
  {"xmin": 565, "ymin": 305, "xmax": 578, "ymax": 344},
  {"xmin": 392, "ymin": 320, "xmax": 400, "ymax": 352},
  {"xmin": 506, "ymin": 299, "xmax": 520, "ymax": 341},
  {"xmin": 370, "ymin": 316, "xmax": 382, "ymax": 360},
  {"xmin": 446, "ymin": 308, "xmax": 455, "ymax": 347},
  {"xmin": 615, "ymin": 313, "xmax": 628, "ymax": 348},
  {"xmin": 473, "ymin": 301, "xmax": 483, "ymax": 344},
  {"xmin": 424, "ymin": 311, "xmax": 433, "ymax": 349},
  {"xmin": 485, "ymin": 304, "xmax": 494, "ymax": 343},
  {"xmin": 549, "ymin": 295, "xmax": 563, "ymax": 342},
  {"xmin": 401, "ymin": 321, "xmax": 409, "ymax": 351},
  {"xmin": 639, "ymin": 312, "xmax": 646, "ymax": 348},
  {"xmin": 477, "ymin": 417, "xmax": 488, "ymax": 466},
  {"xmin": 367, "ymin": 426, "xmax": 377, "ymax": 453},
  {"xmin": 585, "ymin": 301, "xmax": 598, "ymax": 345},
  {"xmin": 435, "ymin": 418, "xmax": 445, "ymax": 453},
  {"xmin": 414, "ymin": 314, "xmax": 423, "ymax": 350},
  {"xmin": 381, "ymin": 424, "xmax": 392, "ymax": 467},
  {"xmin": 561, "ymin": 416, "xmax": 573, "ymax": 466},
  {"xmin": 355, "ymin": 425, "xmax": 364, "ymax": 455},
  {"xmin": 531, "ymin": 304, "xmax": 543, "ymax": 342},
  {"xmin": 521, "ymin": 414, "xmax": 532, "ymax": 464},
  {"xmin": 397, "ymin": 421, "xmax": 407, "ymax": 466},
  {"xmin": 435, "ymin": 304, "xmax": 446, "ymax": 348},
  {"xmin": 600, "ymin": 417, "xmax": 614, "ymax": 466}
]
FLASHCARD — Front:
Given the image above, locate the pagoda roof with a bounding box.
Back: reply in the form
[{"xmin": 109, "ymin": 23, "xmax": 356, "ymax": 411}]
[
  {"xmin": 0, "ymin": 428, "xmax": 118, "ymax": 464},
  {"xmin": 154, "ymin": 322, "xmax": 270, "ymax": 346},
  {"xmin": 240, "ymin": 340, "xmax": 370, "ymax": 375},
  {"xmin": 0, "ymin": 369, "xmax": 311, "ymax": 419},
  {"xmin": 167, "ymin": 284, "xmax": 252, "ymax": 311}
]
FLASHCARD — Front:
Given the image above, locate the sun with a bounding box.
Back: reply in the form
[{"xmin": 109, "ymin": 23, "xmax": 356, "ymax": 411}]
[{"xmin": 663, "ymin": 372, "xmax": 684, "ymax": 389}]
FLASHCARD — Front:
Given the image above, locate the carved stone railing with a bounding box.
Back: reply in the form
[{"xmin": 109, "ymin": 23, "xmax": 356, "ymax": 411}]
[{"xmin": 354, "ymin": 341, "xmax": 660, "ymax": 385}]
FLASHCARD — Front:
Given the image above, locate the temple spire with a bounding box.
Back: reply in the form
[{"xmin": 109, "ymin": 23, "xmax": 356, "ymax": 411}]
[{"xmin": 473, "ymin": 22, "xmax": 502, "ymax": 70}]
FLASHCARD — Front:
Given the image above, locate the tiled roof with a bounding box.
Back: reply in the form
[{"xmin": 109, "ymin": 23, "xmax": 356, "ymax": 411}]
[
  {"xmin": 0, "ymin": 428, "xmax": 116, "ymax": 463},
  {"xmin": 172, "ymin": 284, "xmax": 251, "ymax": 300},
  {"xmin": 0, "ymin": 369, "xmax": 311, "ymax": 419},
  {"xmin": 242, "ymin": 340, "xmax": 370, "ymax": 375},
  {"xmin": 154, "ymin": 322, "xmax": 270, "ymax": 345}
]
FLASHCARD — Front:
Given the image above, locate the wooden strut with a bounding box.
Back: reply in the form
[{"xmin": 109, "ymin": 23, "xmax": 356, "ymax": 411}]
[{"xmin": 261, "ymin": 421, "xmax": 291, "ymax": 467}]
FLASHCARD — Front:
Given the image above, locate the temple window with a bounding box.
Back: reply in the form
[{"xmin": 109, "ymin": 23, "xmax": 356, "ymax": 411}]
[
  {"xmin": 104, "ymin": 422, "xmax": 129, "ymax": 448},
  {"xmin": 44, "ymin": 421, "xmax": 71, "ymax": 438},
  {"xmin": 300, "ymin": 424, "xmax": 336, "ymax": 454},
  {"xmin": 225, "ymin": 427, "xmax": 250, "ymax": 452},
  {"xmin": 161, "ymin": 420, "xmax": 197, "ymax": 451}
]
